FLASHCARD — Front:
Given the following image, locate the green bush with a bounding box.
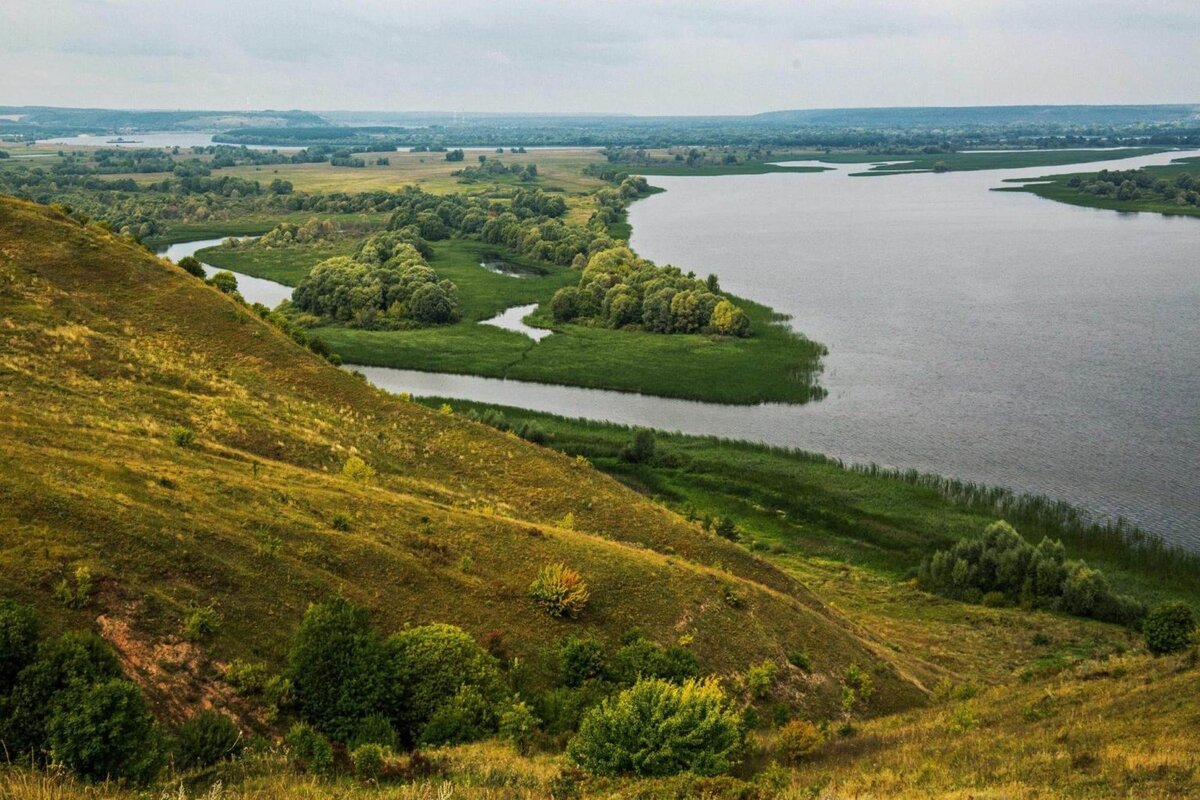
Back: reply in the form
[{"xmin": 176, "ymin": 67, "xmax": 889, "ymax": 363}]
[
  {"xmin": 1144, "ymin": 601, "xmax": 1197, "ymax": 655},
  {"xmin": 207, "ymin": 271, "xmax": 239, "ymax": 295},
  {"xmin": 775, "ymin": 718, "xmax": 823, "ymax": 763},
  {"xmin": 608, "ymin": 637, "xmax": 698, "ymax": 686},
  {"xmin": 0, "ymin": 599, "xmax": 39, "ymax": 696},
  {"xmin": 174, "ymin": 711, "xmax": 242, "ymax": 770},
  {"xmin": 418, "ymin": 684, "xmax": 495, "ymax": 746},
  {"xmin": 177, "ymin": 255, "xmax": 206, "ymax": 279},
  {"xmin": 498, "ymin": 697, "xmax": 540, "ymax": 753},
  {"xmin": 47, "ymin": 679, "xmax": 162, "ymax": 784},
  {"xmin": 529, "ymin": 563, "xmax": 590, "ymax": 618},
  {"xmin": 351, "ymin": 742, "xmax": 387, "ymax": 781},
  {"xmin": 534, "ymin": 683, "xmax": 612, "ymax": 739},
  {"xmin": 223, "ymin": 659, "xmax": 269, "ymax": 695},
  {"xmin": 349, "ymin": 714, "xmax": 399, "ymax": 752},
  {"xmin": 1, "ymin": 632, "xmax": 123, "ymax": 761},
  {"xmin": 568, "ymin": 678, "xmax": 744, "ymax": 777},
  {"xmin": 787, "ymin": 650, "xmax": 812, "ymax": 672},
  {"xmin": 170, "ymin": 426, "xmax": 196, "ymax": 447},
  {"xmin": 559, "ymin": 636, "xmax": 606, "ymax": 687},
  {"xmin": 386, "ymin": 623, "xmax": 503, "ymax": 744},
  {"xmin": 745, "ymin": 660, "xmax": 778, "ymax": 699},
  {"xmin": 182, "ymin": 603, "xmax": 220, "ymax": 642},
  {"xmin": 285, "ymin": 722, "xmax": 334, "ymax": 775},
  {"xmin": 287, "ymin": 598, "xmax": 387, "ymax": 742}
]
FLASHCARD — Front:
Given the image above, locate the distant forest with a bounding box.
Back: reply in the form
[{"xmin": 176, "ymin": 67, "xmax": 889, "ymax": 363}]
[{"xmin": 3, "ymin": 103, "xmax": 1199, "ymax": 150}]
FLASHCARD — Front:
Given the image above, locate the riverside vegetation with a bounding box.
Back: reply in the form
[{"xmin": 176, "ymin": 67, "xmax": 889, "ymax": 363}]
[{"xmin": 2, "ymin": 196, "xmax": 1199, "ymax": 798}]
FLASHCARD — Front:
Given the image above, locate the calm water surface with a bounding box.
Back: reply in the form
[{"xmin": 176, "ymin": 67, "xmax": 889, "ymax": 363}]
[{"xmin": 160, "ymin": 150, "xmax": 1200, "ymax": 547}]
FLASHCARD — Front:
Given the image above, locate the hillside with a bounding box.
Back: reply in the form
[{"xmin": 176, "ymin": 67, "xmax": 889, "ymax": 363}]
[{"xmin": 0, "ymin": 196, "xmax": 926, "ymax": 724}]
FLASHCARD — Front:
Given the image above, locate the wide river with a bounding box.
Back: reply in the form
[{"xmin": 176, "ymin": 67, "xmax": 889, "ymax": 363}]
[{"xmin": 163, "ymin": 149, "xmax": 1200, "ymax": 549}]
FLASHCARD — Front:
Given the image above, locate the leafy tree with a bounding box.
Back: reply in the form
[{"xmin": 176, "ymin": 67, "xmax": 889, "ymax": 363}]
[
  {"xmin": 47, "ymin": 679, "xmax": 162, "ymax": 784},
  {"xmin": 608, "ymin": 636, "xmax": 698, "ymax": 686},
  {"xmin": 550, "ymin": 286, "xmax": 581, "ymax": 323},
  {"xmin": 208, "ymin": 270, "xmax": 238, "ymax": 295},
  {"xmin": 384, "ymin": 623, "xmax": 503, "ymax": 745},
  {"xmin": 568, "ymin": 678, "xmax": 743, "ymax": 777},
  {"xmin": 1144, "ymin": 601, "xmax": 1197, "ymax": 655},
  {"xmin": 620, "ymin": 428, "xmax": 655, "ymax": 464},
  {"xmin": 287, "ymin": 597, "xmax": 387, "ymax": 742},
  {"xmin": 418, "ymin": 684, "xmax": 495, "ymax": 746},
  {"xmin": 711, "ymin": 299, "xmax": 750, "ymax": 337}
]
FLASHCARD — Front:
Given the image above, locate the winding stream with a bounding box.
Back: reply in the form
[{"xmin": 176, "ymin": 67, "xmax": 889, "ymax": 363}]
[{"xmin": 158, "ymin": 148, "xmax": 1200, "ymax": 548}]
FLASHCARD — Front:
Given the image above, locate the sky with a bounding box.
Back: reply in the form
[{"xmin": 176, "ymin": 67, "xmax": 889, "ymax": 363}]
[{"xmin": 2, "ymin": 0, "xmax": 1199, "ymax": 115}]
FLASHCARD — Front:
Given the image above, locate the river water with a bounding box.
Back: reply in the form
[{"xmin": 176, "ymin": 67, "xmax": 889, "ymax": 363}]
[{"xmin": 159, "ymin": 149, "xmax": 1200, "ymax": 548}]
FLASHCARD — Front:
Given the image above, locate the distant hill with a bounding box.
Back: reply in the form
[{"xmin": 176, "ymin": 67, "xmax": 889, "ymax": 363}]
[
  {"xmin": 0, "ymin": 106, "xmax": 328, "ymax": 136},
  {"xmin": 0, "ymin": 196, "xmax": 927, "ymax": 724},
  {"xmin": 751, "ymin": 104, "xmax": 1200, "ymax": 128}
]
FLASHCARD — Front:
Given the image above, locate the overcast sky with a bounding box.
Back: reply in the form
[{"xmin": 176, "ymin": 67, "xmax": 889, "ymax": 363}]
[{"xmin": 3, "ymin": 0, "xmax": 1199, "ymax": 115}]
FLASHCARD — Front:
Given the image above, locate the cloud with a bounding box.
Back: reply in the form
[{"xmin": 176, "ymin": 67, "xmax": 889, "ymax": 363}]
[{"xmin": 1, "ymin": 1, "xmax": 1198, "ymax": 113}]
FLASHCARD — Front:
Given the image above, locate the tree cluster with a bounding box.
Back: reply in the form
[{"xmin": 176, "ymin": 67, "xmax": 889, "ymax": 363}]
[
  {"xmin": 550, "ymin": 246, "xmax": 750, "ymax": 336},
  {"xmin": 1067, "ymin": 168, "xmax": 1200, "ymax": 206},
  {"xmin": 916, "ymin": 521, "xmax": 1145, "ymax": 626},
  {"xmin": 291, "ymin": 230, "xmax": 459, "ymax": 328}
]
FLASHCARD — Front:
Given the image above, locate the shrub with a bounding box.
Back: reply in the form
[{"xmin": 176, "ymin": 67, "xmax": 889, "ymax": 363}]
[
  {"xmin": 47, "ymin": 679, "xmax": 162, "ymax": 784},
  {"xmin": 349, "ymin": 714, "xmax": 399, "ymax": 752},
  {"xmin": 287, "ymin": 597, "xmax": 386, "ymax": 742},
  {"xmin": 286, "ymin": 722, "xmax": 334, "ymax": 775},
  {"xmin": 182, "ymin": 603, "xmax": 220, "ymax": 642},
  {"xmin": 608, "ymin": 637, "xmax": 699, "ymax": 686},
  {"xmin": 534, "ymin": 683, "xmax": 612, "ymax": 739},
  {"xmin": 568, "ymin": 678, "xmax": 744, "ymax": 777},
  {"xmin": 351, "ymin": 743, "xmax": 387, "ymax": 781},
  {"xmin": 177, "ymin": 255, "xmax": 206, "ymax": 279},
  {"xmin": 207, "ymin": 271, "xmax": 239, "ymax": 295},
  {"xmin": 2, "ymin": 632, "xmax": 123, "ymax": 760},
  {"xmin": 331, "ymin": 512, "xmax": 352, "ymax": 532},
  {"xmin": 786, "ymin": 650, "xmax": 812, "ymax": 672},
  {"xmin": 620, "ymin": 429, "xmax": 656, "ymax": 464},
  {"xmin": 342, "ymin": 455, "xmax": 377, "ymax": 483},
  {"xmin": 776, "ymin": 719, "xmax": 823, "ymax": 763},
  {"xmin": 559, "ymin": 636, "xmax": 607, "ymax": 687},
  {"xmin": 52, "ymin": 565, "xmax": 94, "ymax": 610},
  {"xmin": 223, "ymin": 659, "xmax": 269, "ymax": 694},
  {"xmin": 498, "ymin": 697, "xmax": 540, "ymax": 753},
  {"xmin": 529, "ymin": 563, "xmax": 590, "ymax": 618},
  {"xmin": 0, "ymin": 599, "xmax": 39, "ymax": 696},
  {"xmin": 1144, "ymin": 601, "xmax": 1197, "ymax": 655},
  {"xmin": 171, "ymin": 426, "xmax": 196, "ymax": 447},
  {"xmin": 745, "ymin": 660, "xmax": 778, "ymax": 699},
  {"xmin": 385, "ymin": 623, "xmax": 503, "ymax": 744},
  {"xmin": 174, "ymin": 711, "xmax": 242, "ymax": 770},
  {"xmin": 418, "ymin": 684, "xmax": 495, "ymax": 746}
]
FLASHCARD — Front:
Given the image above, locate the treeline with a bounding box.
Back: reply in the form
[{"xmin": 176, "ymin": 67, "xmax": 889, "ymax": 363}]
[
  {"xmin": 452, "ymin": 158, "xmax": 539, "ymax": 183},
  {"xmin": 1066, "ymin": 168, "xmax": 1200, "ymax": 206},
  {"xmin": 290, "ymin": 229, "xmax": 459, "ymax": 327},
  {"xmin": 551, "ymin": 246, "xmax": 751, "ymax": 336}
]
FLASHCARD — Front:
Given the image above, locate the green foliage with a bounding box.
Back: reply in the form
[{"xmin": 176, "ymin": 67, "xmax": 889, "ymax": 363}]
[
  {"xmin": 331, "ymin": 512, "xmax": 352, "ymax": 532},
  {"xmin": 176, "ymin": 255, "xmax": 206, "ymax": 278},
  {"xmin": 223, "ymin": 659, "xmax": 269, "ymax": 694},
  {"xmin": 917, "ymin": 521, "xmax": 1145, "ymax": 626},
  {"xmin": 292, "ymin": 229, "xmax": 459, "ymax": 328},
  {"xmin": 1143, "ymin": 601, "xmax": 1197, "ymax": 655},
  {"xmin": 286, "ymin": 598, "xmax": 387, "ymax": 742},
  {"xmin": 745, "ymin": 660, "xmax": 778, "ymax": 699},
  {"xmin": 207, "ymin": 270, "xmax": 239, "ymax": 295},
  {"xmin": 349, "ymin": 714, "xmax": 399, "ymax": 752},
  {"xmin": 498, "ymin": 697, "xmax": 540, "ymax": 753},
  {"xmin": 285, "ymin": 722, "xmax": 334, "ymax": 776},
  {"xmin": 341, "ymin": 455, "xmax": 376, "ymax": 483},
  {"xmin": 174, "ymin": 711, "xmax": 242, "ymax": 770},
  {"xmin": 787, "ymin": 650, "xmax": 812, "ymax": 672},
  {"xmin": 775, "ymin": 718, "xmax": 824, "ymax": 763},
  {"xmin": 351, "ymin": 742, "xmax": 387, "ymax": 781},
  {"xmin": 0, "ymin": 599, "xmax": 39, "ymax": 696},
  {"xmin": 559, "ymin": 246, "xmax": 750, "ymax": 336},
  {"xmin": 418, "ymin": 684, "xmax": 495, "ymax": 746},
  {"xmin": 1, "ymin": 632, "xmax": 123, "ymax": 760},
  {"xmin": 620, "ymin": 428, "xmax": 656, "ymax": 464},
  {"xmin": 47, "ymin": 678, "xmax": 162, "ymax": 785},
  {"xmin": 529, "ymin": 563, "xmax": 590, "ymax": 619},
  {"xmin": 386, "ymin": 623, "xmax": 504, "ymax": 745},
  {"xmin": 182, "ymin": 603, "xmax": 220, "ymax": 642},
  {"xmin": 567, "ymin": 678, "xmax": 744, "ymax": 777},
  {"xmin": 170, "ymin": 426, "xmax": 196, "ymax": 447},
  {"xmin": 559, "ymin": 636, "xmax": 607, "ymax": 688},
  {"xmin": 608, "ymin": 636, "xmax": 699, "ymax": 686}
]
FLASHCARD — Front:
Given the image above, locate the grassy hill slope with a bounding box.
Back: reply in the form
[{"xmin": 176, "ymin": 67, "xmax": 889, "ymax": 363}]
[{"xmin": 0, "ymin": 197, "xmax": 925, "ymax": 722}]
